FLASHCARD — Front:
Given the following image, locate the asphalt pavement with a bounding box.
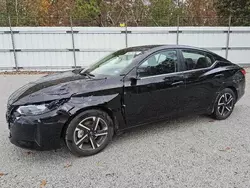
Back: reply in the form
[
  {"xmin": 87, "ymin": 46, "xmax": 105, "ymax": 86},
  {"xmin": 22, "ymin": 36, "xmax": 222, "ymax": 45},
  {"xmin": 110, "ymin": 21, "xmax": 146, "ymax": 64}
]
[{"xmin": 0, "ymin": 72, "xmax": 250, "ymax": 188}]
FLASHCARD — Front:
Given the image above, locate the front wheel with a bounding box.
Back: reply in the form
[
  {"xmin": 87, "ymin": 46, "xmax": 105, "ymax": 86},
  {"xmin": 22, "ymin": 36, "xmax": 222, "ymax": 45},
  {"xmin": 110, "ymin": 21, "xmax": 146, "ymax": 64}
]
[
  {"xmin": 65, "ymin": 110, "xmax": 114, "ymax": 157},
  {"xmin": 213, "ymin": 88, "xmax": 236, "ymax": 120}
]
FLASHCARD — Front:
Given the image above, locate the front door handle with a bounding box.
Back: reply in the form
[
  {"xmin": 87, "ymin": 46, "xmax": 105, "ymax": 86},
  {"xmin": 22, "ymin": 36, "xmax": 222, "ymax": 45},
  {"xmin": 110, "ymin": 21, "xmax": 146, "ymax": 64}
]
[{"xmin": 171, "ymin": 81, "xmax": 184, "ymax": 86}]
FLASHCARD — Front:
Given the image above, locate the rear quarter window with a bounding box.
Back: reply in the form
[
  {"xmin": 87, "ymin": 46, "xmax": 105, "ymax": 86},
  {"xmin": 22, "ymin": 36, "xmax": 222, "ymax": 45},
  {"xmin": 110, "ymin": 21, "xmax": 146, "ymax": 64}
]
[{"xmin": 213, "ymin": 54, "xmax": 230, "ymax": 63}]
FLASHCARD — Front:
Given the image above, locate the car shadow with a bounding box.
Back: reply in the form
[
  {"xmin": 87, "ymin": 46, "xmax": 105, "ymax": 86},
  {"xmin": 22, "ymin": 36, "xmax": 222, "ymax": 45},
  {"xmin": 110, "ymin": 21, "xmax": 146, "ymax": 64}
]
[
  {"xmin": 9, "ymin": 113, "xmax": 216, "ymax": 161},
  {"xmin": 112, "ymin": 114, "xmax": 211, "ymax": 143}
]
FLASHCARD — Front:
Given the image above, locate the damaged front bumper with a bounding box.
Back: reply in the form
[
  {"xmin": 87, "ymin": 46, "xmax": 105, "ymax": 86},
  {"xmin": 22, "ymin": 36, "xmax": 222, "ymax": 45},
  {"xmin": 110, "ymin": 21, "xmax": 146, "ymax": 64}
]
[{"xmin": 7, "ymin": 108, "xmax": 70, "ymax": 150}]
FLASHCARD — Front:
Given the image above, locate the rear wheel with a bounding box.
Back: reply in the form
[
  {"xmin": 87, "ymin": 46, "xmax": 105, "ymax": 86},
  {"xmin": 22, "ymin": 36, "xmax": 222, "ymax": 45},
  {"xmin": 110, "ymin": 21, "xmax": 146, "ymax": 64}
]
[
  {"xmin": 65, "ymin": 110, "xmax": 114, "ymax": 157},
  {"xmin": 213, "ymin": 88, "xmax": 236, "ymax": 120}
]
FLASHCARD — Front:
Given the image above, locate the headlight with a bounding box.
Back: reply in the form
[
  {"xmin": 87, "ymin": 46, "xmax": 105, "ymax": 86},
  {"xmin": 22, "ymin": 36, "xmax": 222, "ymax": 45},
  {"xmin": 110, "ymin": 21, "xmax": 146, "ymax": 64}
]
[
  {"xmin": 16, "ymin": 99, "xmax": 68, "ymax": 116},
  {"xmin": 16, "ymin": 104, "xmax": 50, "ymax": 116}
]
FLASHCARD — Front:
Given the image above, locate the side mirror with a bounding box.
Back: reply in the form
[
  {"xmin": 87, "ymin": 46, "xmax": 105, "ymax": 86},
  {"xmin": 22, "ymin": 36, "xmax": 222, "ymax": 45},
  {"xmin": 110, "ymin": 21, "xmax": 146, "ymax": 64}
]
[
  {"xmin": 128, "ymin": 67, "xmax": 141, "ymax": 84},
  {"xmin": 130, "ymin": 67, "xmax": 141, "ymax": 81},
  {"xmin": 130, "ymin": 75, "xmax": 141, "ymax": 81}
]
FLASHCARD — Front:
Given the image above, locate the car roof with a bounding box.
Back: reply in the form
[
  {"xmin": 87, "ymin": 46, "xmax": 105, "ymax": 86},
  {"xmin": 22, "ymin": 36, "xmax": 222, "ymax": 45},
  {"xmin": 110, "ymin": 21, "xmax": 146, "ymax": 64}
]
[{"xmin": 125, "ymin": 44, "xmax": 211, "ymax": 52}]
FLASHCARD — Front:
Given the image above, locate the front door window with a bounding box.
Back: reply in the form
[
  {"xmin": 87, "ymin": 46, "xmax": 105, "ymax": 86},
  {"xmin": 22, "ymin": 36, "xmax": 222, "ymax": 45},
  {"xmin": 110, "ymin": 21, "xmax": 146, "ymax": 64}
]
[{"xmin": 138, "ymin": 50, "xmax": 178, "ymax": 77}]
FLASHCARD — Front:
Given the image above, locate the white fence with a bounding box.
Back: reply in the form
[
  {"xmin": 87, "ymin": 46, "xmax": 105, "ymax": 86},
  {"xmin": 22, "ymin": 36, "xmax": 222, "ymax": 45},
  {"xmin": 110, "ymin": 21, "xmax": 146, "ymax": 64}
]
[{"xmin": 0, "ymin": 26, "xmax": 250, "ymax": 71}]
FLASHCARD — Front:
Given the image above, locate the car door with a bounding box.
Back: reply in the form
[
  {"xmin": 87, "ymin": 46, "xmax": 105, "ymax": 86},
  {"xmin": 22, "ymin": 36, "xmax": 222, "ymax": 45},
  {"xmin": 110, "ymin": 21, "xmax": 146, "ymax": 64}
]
[
  {"xmin": 180, "ymin": 49, "xmax": 224, "ymax": 114},
  {"xmin": 123, "ymin": 49, "xmax": 186, "ymax": 127}
]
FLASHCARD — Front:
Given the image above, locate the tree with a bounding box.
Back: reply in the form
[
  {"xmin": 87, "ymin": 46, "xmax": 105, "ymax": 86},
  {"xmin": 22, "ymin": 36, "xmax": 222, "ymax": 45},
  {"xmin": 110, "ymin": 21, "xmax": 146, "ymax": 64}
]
[
  {"xmin": 184, "ymin": 0, "xmax": 217, "ymax": 26},
  {"xmin": 151, "ymin": 0, "xmax": 185, "ymax": 26},
  {"xmin": 4, "ymin": 0, "xmax": 246, "ymax": 27},
  {"xmin": 97, "ymin": 0, "xmax": 149, "ymax": 26},
  {"xmin": 72, "ymin": 0, "xmax": 101, "ymax": 26},
  {"xmin": 0, "ymin": 0, "xmax": 7, "ymax": 13},
  {"xmin": 40, "ymin": 0, "xmax": 75, "ymax": 26},
  {"xmin": 0, "ymin": 0, "xmax": 7, "ymax": 26},
  {"xmin": 216, "ymin": 0, "xmax": 250, "ymax": 26}
]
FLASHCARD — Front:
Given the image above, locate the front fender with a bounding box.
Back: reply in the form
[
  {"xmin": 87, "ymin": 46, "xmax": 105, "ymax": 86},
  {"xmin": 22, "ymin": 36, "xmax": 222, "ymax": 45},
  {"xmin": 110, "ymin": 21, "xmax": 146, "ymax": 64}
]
[{"xmin": 58, "ymin": 93, "xmax": 126, "ymax": 130}]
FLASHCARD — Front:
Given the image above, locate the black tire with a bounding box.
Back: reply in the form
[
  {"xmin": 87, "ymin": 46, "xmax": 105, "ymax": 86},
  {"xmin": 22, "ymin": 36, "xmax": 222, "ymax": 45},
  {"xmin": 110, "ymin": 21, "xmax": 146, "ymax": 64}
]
[
  {"xmin": 65, "ymin": 109, "xmax": 114, "ymax": 157},
  {"xmin": 213, "ymin": 88, "xmax": 236, "ymax": 120}
]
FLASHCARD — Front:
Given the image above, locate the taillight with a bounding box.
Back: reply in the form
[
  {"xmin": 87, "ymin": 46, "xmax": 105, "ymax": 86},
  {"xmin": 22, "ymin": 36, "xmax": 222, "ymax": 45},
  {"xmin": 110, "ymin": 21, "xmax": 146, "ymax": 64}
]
[{"xmin": 241, "ymin": 69, "xmax": 246, "ymax": 75}]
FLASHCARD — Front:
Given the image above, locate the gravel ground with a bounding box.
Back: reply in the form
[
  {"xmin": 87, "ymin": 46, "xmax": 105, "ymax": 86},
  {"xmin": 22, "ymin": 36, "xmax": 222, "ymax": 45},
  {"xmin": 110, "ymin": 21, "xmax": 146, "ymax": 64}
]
[{"xmin": 0, "ymin": 71, "xmax": 250, "ymax": 188}]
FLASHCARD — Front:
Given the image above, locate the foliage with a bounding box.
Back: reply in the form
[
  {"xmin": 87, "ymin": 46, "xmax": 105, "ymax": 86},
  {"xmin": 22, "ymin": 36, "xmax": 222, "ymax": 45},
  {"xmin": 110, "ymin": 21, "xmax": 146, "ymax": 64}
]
[
  {"xmin": 216, "ymin": 0, "xmax": 250, "ymax": 26},
  {"xmin": 149, "ymin": 0, "xmax": 179, "ymax": 26},
  {"xmin": 0, "ymin": 0, "xmax": 249, "ymax": 26},
  {"xmin": 183, "ymin": 0, "xmax": 218, "ymax": 26},
  {"xmin": 72, "ymin": 0, "xmax": 101, "ymax": 25}
]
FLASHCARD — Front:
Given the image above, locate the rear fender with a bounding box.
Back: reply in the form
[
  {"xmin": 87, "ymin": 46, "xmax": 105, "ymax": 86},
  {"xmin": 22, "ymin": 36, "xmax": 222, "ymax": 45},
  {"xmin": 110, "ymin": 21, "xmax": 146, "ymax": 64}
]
[{"xmin": 209, "ymin": 68, "xmax": 243, "ymax": 113}]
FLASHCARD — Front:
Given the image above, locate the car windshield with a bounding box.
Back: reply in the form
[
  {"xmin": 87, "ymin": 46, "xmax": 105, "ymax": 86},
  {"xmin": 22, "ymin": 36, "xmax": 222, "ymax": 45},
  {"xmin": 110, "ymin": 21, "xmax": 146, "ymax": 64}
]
[{"xmin": 81, "ymin": 49, "xmax": 143, "ymax": 76}]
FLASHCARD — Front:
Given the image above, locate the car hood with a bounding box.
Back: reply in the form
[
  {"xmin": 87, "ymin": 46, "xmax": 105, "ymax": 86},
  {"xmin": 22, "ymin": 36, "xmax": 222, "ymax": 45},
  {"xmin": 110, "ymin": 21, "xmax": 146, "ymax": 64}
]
[{"xmin": 8, "ymin": 70, "xmax": 108, "ymax": 106}]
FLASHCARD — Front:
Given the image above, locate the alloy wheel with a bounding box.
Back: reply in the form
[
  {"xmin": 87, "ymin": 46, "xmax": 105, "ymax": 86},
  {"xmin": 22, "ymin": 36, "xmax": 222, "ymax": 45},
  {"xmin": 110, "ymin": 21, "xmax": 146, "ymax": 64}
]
[
  {"xmin": 217, "ymin": 93, "xmax": 234, "ymax": 117},
  {"xmin": 73, "ymin": 116, "xmax": 108, "ymax": 150}
]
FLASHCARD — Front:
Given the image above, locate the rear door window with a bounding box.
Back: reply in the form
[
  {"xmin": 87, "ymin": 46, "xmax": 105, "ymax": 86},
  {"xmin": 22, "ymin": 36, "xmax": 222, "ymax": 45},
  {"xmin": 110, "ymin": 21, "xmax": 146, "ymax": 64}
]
[{"xmin": 181, "ymin": 50, "xmax": 215, "ymax": 70}]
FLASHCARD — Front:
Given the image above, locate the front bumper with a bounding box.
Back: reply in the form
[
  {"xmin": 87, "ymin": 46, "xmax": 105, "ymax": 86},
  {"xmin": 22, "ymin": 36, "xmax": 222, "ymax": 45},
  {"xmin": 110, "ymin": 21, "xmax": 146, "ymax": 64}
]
[{"xmin": 7, "ymin": 109, "xmax": 69, "ymax": 150}]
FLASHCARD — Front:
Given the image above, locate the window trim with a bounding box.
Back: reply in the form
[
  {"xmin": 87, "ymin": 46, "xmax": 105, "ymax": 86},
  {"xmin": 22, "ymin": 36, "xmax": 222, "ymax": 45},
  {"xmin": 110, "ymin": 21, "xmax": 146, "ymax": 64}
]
[
  {"xmin": 139, "ymin": 60, "xmax": 221, "ymax": 80},
  {"xmin": 139, "ymin": 70, "xmax": 183, "ymax": 80},
  {"xmin": 123, "ymin": 48, "xmax": 229, "ymax": 81}
]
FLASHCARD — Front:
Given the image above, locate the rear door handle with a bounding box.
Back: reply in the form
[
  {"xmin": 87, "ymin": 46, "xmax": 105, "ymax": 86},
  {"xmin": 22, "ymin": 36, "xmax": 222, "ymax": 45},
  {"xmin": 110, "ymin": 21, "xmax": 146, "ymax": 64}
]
[
  {"xmin": 214, "ymin": 73, "xmax": 224, "ymax": 78},
  {"xmin": 171, "ymin": 81, "xmax": 184, "ymax": 86},
  {"xmin": 163, "ymin": 77, "xmax": 171, "ymax": 81}
]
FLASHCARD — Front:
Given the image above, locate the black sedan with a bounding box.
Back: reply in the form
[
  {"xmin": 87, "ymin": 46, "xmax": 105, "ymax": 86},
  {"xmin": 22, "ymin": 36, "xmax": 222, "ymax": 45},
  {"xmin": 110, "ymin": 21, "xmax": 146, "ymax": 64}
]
[{"xmin": 6, "ymin": 45, "xmax": 245, "ymax": 156}]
